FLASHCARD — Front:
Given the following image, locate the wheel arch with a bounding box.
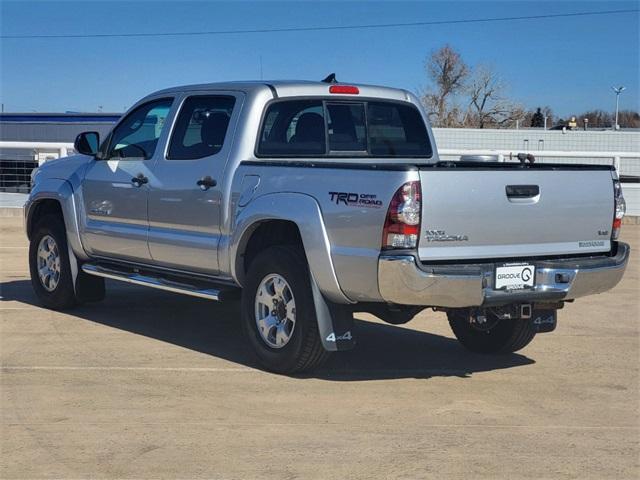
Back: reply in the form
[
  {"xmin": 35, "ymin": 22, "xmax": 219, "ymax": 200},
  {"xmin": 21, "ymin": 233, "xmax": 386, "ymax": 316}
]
[
  {"xmin": 26, "ymin": 198, "xmax": 63, "ymax": 239},
  {"xmin": 229, "ymin": 192, "xmax": 353, "ymax": 304},
  {"xmin": 241, "ymin": 219, "xmax": 304, "ymax": 275},
  {"xmin": 25, "ymin": 178, "xmax": 87, "ymax": 260}
]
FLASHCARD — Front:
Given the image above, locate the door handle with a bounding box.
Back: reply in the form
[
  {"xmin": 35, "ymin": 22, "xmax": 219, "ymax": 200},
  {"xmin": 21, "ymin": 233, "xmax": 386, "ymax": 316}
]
[
  {"xmin": 131, "ymin": 173, "xmax": 148, "ymax": 187},
  {"xmin": 197, "ymin": 176, "xmax": 217, "ymax": 191},
  {"xmin": 506, "ymin": 185, "xmax": 539, "ymax": 198}
]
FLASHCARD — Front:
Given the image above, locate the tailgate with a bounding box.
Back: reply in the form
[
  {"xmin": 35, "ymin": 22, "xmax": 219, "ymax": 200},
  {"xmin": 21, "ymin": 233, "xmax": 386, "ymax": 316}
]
[{"xmin": 418, "ymin": 167, "xmax": 614, "ymax": 261}]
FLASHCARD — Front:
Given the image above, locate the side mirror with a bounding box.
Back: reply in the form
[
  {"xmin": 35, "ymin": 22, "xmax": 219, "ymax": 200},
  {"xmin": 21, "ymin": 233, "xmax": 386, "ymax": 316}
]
[{"xmin": 74, "ymin": 131, "xmax": 100, "ymax": 156}]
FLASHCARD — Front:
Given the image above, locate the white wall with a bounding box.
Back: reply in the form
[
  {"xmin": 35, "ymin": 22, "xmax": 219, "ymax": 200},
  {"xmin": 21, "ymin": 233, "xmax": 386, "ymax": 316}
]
[
  {"xmin": 622, "ymin": 184, "xmax": 640, "ymax": 217},
  {"xmin": 432, "ymin": 128, "xmax": 639, "ymax": 152},
  {"xmin": 433, "ymin": 128, "xmax": 640, "ymax": 176}
]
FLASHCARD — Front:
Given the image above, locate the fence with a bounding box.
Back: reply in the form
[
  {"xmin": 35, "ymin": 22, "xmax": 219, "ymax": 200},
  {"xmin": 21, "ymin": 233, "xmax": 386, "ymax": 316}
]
[
  {"xmin": 432, "ymin": 128, "xmax": 640, "ymax": 154},
  {"xmin": 0, "ymin": 141, "xmax": 73, "ymax": 193},
  {"xmin": 0, "ymin": 140, "xmax": 638, "ymax": 215},
  {"xmin": 437, "ymin": 148, "xmax": 640, "ymax": 177},
  {"xmin": 437, "ymin": 148, "xmax": 640, "ymax": 217}
]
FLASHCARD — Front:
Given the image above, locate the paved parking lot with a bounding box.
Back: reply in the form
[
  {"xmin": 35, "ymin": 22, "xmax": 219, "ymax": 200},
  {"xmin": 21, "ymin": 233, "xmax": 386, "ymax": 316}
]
[{"xmin": 1, "ymin": 216, "xmax": 638, "ymax": 479}]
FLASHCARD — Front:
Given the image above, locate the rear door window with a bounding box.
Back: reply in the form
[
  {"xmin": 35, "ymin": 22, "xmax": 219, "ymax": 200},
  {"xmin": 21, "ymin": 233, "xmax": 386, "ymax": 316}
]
[
  {"xmin": 258, "ymin": 100, "xmax": 325, "ymax": 156},
  {"xmin": 257, "ymin": 99, "xmax": 431, "ymax": 158}
]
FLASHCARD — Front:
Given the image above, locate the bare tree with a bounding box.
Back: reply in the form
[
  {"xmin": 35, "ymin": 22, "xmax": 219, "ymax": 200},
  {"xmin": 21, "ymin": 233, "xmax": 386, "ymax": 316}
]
[
  {"xmin": 570, "ymin": 110, "xmax": 640, "ymax": 129},
  {"xmin": 538, "ymin": 106, "xmax": 554, "ymax": 128},
  {"xmin": 616, "ymin": 110, "xmax": 639, "ymax": 128},
  {"xmin": 421, "ymin": 45, "xmax": 469, "ymax": 127},
  {"xmin": 463, "ymin": 65, "xmax": 523, "ymax": 129},
  {"xmin": 571, "ymin": 110, "xmax": 613, "ymax": 128}
]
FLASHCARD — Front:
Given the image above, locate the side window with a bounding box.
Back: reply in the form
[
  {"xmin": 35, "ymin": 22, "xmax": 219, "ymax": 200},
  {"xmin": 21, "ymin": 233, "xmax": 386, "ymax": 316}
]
[
  {"xmin": 107, "ymin": 99, "xmax": 172, "ymax": 160},
  {"xmin": 168, "ymin": 95, "xmax": 236, "ymax": 160},
  {"xmin": 326, "ymin": 103, "xmax": 366, "ymax": 152},
  {"xmin": 367, "ymin": 102, "xmax": 432, "ymax": 157},
  {"xmin": 258, "ymin": 100, "xmax": 325, "ymax": 156}
]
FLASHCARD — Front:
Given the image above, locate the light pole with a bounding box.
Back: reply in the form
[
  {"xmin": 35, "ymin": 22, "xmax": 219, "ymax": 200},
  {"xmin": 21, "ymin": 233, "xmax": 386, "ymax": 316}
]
[{"xmin": 612, "ymin": 86, "xmax": 625, "ymax": 130}]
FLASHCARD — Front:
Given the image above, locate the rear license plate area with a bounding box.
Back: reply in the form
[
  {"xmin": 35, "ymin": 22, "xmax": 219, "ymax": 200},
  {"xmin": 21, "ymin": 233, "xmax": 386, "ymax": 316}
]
[{"xmin": 495, "ymin": 264, "xmax": 535, "ymax": 290}]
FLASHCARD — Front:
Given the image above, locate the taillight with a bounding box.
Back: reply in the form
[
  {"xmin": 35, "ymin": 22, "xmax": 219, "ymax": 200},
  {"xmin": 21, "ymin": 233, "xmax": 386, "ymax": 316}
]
[
  {"xmin": 329, "ymin": 85, "xmax": 359, "ymax": 95},
  {"xmin": 612, "ymin": 179, "xmax": 626, "ymax": 240},
  {"xmin": 382, "ymin": 181, "xmax": 421, "ymax": 249}
]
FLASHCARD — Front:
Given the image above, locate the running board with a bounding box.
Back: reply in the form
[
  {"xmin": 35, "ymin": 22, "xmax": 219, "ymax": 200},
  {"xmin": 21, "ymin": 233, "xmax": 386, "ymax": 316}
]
[{"xmin": 81, "ymin": 263, "xmax": 234, "ymax": 301}]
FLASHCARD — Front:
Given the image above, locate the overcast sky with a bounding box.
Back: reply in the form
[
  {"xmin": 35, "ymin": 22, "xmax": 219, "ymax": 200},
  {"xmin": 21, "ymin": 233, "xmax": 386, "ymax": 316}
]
[{"xmin": 1, "ymin": 0, "xmax": 638, "ymax": 116}]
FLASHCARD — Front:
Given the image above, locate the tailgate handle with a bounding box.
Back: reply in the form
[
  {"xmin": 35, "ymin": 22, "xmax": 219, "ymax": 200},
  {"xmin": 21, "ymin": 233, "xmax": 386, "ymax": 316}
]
[{"xmin": 506, "ymin": 185, "xmax": 539, "ymax": 198}]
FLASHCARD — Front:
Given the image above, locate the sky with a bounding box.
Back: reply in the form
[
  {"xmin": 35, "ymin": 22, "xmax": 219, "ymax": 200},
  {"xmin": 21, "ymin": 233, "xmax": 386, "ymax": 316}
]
[{"xmin": 1, "ymin": 0, "xmax": 638, "ymax": 117}]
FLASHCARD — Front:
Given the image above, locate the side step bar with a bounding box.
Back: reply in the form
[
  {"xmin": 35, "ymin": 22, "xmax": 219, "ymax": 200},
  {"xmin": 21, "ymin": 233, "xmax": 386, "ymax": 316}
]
[{"xmin": 81, "ymin": 263, "xmax": 232, "ymax": 301}]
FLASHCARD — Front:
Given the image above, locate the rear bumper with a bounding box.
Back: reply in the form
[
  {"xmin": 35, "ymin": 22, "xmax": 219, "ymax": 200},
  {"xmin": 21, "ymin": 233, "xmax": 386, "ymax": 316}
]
[{"xmin": 378, "ymin": 242, "xmax": 630, "ymax": 308}]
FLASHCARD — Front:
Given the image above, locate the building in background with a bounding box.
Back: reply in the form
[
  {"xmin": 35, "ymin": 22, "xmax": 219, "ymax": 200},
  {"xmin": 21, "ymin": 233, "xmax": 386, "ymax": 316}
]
[
  {"xmin": 0, "ymin": 114, "xmax": 638, "ymax": 215},
  {"xmin": 0, "ymin": 113, "xmax": 120, "ymax": 192},
  {"xmin": 0, "ymin": 113, "xmax": 120, "ymax": 142}
]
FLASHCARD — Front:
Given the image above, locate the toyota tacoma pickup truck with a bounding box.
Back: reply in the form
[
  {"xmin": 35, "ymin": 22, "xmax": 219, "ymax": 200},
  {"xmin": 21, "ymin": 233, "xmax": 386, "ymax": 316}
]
[{"xmin": 25, "ymin": 79, "xmax": 630, "ymax": 373}]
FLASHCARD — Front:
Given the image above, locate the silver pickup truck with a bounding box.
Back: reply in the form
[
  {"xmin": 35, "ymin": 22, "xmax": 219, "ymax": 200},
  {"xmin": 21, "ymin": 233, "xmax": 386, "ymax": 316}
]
[{"xmin": 25, "ymin": 79, "xmax": 630, "ymax": 373}]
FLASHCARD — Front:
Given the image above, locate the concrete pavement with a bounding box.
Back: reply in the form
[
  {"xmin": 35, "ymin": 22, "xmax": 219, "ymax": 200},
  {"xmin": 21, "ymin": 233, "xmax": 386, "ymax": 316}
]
[{"xmin": 1, "ymin": 217, "xmax": 638, "ymax": 479}]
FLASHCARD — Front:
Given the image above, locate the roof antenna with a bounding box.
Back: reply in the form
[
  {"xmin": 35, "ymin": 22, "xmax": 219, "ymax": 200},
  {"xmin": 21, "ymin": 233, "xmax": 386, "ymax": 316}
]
[{"xmin": 321, "ymin": 73, "xmax": 337, "ymax": 84}]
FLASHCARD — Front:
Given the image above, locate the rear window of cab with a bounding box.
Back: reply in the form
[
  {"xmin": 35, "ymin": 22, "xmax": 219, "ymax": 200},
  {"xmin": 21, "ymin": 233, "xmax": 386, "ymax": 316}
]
[{"xmin": 257, "ymin": 99, "xmax": 432, "ymax": 158}]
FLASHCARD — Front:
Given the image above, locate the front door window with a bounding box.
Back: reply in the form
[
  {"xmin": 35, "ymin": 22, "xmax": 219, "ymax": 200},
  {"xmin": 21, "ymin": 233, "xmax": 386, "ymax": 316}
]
[{"xmin": 106, "ymin": 99, "xmax": 173, "ymax": 160}]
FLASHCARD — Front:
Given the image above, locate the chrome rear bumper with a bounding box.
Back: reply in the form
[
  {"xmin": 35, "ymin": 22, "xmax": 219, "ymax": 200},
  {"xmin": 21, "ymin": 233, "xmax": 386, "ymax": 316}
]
[{"xmin": 378, "ymin": 243, "xmax": 630, "ymax": 308}]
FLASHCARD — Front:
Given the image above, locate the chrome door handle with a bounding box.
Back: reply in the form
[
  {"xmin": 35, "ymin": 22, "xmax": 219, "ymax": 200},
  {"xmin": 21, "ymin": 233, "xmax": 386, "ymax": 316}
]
[
  {"xmin": 131, "ymin": 173, "xmax": 148, "ymax": 187},
  {"xmin": 197, "ymin": 176, "xmax": 217, "ymax": 191}
]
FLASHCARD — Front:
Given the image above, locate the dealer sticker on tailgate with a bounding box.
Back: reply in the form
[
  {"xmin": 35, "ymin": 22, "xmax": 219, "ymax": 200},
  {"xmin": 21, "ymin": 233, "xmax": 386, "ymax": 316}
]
[{"xmin": 495, "ymin": 264, "xmax": 535, "ymax": 290}]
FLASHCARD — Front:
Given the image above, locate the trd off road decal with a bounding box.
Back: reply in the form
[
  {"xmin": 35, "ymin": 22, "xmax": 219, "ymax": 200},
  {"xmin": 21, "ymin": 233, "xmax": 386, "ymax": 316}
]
[{"xmin": 329, "ymin": 192, "xmax": 383, "ymax": 208}]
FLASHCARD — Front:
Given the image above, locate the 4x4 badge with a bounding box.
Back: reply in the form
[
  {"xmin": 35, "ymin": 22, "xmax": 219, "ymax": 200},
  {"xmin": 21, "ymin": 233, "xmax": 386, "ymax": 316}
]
[{"xmin": 326, "ymin": 331, "xmax": 353, "ymax": 342}]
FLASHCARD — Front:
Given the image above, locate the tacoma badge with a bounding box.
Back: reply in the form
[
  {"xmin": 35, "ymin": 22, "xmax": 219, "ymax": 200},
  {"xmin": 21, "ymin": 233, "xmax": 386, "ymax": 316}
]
[{"xmin": 425, "ymin": 230, "xmax": 469, "ymax": 242}]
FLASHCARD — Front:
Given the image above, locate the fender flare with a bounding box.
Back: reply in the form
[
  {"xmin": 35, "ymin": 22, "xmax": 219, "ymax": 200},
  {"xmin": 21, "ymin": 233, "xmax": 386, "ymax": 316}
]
[
  {"xmin": 24, "ymin": 178, "xmax": 88, "ymax": 260},
  {"xmin": 25, "ymin": 178, "xmax": 92, "ymax": 292},
  {"xmin": 25, "ymin": 178, "xmax": 88, "ymax": 260},
  {"xmin": 229, "ymin": 192, "xmax": 353, "ymax": 305}
]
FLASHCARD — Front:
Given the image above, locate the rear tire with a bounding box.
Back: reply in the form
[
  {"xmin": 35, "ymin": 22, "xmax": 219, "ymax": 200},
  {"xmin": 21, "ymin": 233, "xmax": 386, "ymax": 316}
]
[
  {"xmin": 448, "ymin": 310, "xmax": 536, "ymax": 354},
  {"xmin": 241, "ymin": 246, "xmax": 331, "ymax": 374}
]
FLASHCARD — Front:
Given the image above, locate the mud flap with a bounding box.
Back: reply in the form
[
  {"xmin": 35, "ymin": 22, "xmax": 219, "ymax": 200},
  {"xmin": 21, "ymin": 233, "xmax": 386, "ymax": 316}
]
[
  {"xmin": 68, "ymin": 244, "xmax": 105, "ymax": 303},
  {"xmin": 310, "ymin": 274, "xmax": 355, "ymax": 351},
  {"xmin": 68, "ymin": 243, "xmax": 79, "ymax": 288},
  {"xmin": 75, "ymin": 270, "xmax": 105, "ymax": 303},
  {"xmin": 531, "ymin": 309, "xmax": 557, "ymax": 333}
]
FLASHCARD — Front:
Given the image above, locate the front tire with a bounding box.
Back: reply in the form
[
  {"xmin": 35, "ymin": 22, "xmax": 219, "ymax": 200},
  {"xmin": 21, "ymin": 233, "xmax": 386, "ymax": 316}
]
[
  {"xmin": 29, "ymin": 214, "xmax": 78, "ymax": 310},
  {"xmin": 241, "ymin": 246, "xmax": 330, "ymax": 374},
  {"xmin": 448, "ymin": 310, "xmax": 536, "ymax": 354}
]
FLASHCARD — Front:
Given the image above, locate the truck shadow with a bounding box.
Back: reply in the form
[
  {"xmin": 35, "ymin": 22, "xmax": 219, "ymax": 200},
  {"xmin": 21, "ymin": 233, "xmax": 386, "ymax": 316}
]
[{"xmin": 1, "ymin": 279, "xmax": 535, "ymax": 381}]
